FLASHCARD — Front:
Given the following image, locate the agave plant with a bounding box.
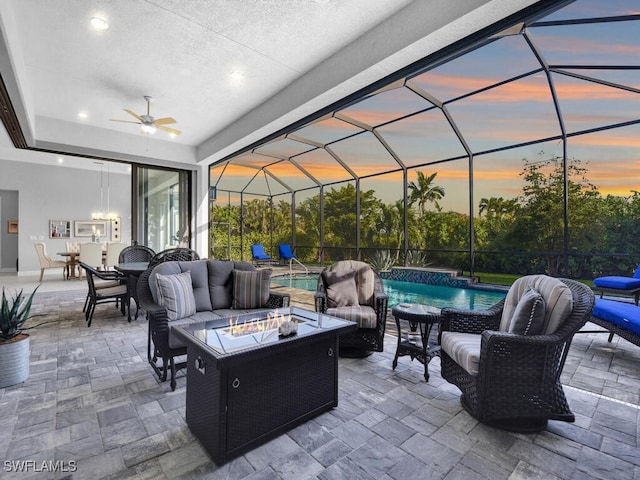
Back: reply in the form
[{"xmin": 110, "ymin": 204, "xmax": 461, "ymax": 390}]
[
  {"xmin": 405, "ymin": 250, "xmax": 432, "ymax": 268},
  {"xmin": 368, "ymin": 249, "xmax": 395, "ymax": 272},
  {"xmin": 0, "ymin": 287, "xmax": 39, "ymax": 342}
]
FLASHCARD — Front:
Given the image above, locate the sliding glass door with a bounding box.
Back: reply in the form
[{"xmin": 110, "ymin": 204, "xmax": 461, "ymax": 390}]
[{"xmin": 133, "ymin": 166, "xmax": 191, "ymax": 253}]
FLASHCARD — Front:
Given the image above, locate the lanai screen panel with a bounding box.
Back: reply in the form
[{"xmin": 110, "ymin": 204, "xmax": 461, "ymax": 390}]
[
  {"xmin": 472, "ymin": 141, "xmax": 562, "ymax": 216},
  {"xmin": 360, "ymin": 171, "xmax": 405, "ymax": 248},
  {"xmin": 567, "ymin": 124, "xmax": 640, "ymax": 198},
  {"xmin": 410, "ymin": 35, "xmax": 541, "ymax": 104},
  {"xmin": 552, "ymin": 74, "xmax": 640, "ymax": 134},
  {"xmin": 294, "ymin": 185, "xmax": 321, "ymax": 251},
  {"xmin": 339, "ymin": 86, "xmax": 434, "ymax": 127},
  {"xmin": 446, "ymin": 73, "xmax": 561, "ymax": 154},
  {"xmin": 255, "ymin": 137, "xmax": 317, "ymax": 158},
  {"xmin": 376, "ymin": 109, "xmax": 468, "ymax": 167},
  {"xmin": 328, "ymin": 131, "xmax": 400, "ymax": 177},
  {"xmin": 542, "ymin": 0, "xmax": 637, "ymax": 21},
  {"xmin": 293, "ymin": 117, "xmax": 363, "ymax": 145},
  {"xmin": 292, "ymin": 147, "xmax": 354, "ymax": 184},
  {"xmin": 529, "ymin": 20, "xmax": 640, "ymax": 68},
  {"xmin": 322, "ymin": 180, "xmax": 357, "ymax": 248},
  {"xmin": 263, "ymin": 160, "xmax": 317, "ymax": 192},
  {"xmin": 212, "ymin": 163, "xmax": 264, "ymax": 196}
]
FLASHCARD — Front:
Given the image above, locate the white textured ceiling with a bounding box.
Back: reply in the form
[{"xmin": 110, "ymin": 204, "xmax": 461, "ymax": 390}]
[{"xmin": 0, "ymin": 0, "xmax": 542, "ymax": 170}]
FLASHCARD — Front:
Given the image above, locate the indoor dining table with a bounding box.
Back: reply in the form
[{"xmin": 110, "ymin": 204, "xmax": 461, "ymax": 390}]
[
  {"xmin": 58, "ymin": 250, "xmax": 106, "ymax": 278},
  {"xmin": 57, "ymin": 251, "xmax": 79, "ymax": 278}
]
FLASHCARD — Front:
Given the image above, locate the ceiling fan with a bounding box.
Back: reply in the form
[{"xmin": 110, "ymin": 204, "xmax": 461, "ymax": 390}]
[{"xmin": 110, "ymin": 95, "xmax": 181, "ymax": 136}]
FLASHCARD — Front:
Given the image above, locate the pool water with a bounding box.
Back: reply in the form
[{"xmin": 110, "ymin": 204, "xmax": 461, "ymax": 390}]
[{"xmin": 272, "ymin": 275, "xmax": 506, "ymax": 310}]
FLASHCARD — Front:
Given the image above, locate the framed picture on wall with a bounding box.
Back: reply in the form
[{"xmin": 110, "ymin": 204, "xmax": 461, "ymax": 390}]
[
  {"xmin": 8, "ymin": 220, "xmax": 18, "ymax": 234},
  {"xmin": 74, "ymin": 220, "xmax": 107, "ymax": 238},
  {"xmin": 49, "ymin": 220, "xmax": 71, "ymax": 238}
]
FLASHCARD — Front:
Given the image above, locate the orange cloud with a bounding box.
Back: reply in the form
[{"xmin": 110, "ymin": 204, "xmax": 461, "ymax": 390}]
[
  {"xmin": 415, "ymin": 72, "xmax": 634, "ymax": 104},
  {"xmin": 531, "ymin": 34, "xmax": 640, "ymax": 58},
  {"xmin": 569, "ymin": 134, "xmax": 640, "ymax": 149}
]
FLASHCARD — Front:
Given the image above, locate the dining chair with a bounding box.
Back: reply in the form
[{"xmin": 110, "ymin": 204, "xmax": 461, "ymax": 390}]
[
  {"xmin": 78, "ymin": 242, "xmax": 104, "ymax": 280},
  {"xmin": 79, "ymin": 261, "xmax": 128, "ymax": 327},
  {"xmin": 33, "ymin": 242, "xmax": 67, "ymax": 282},
  {"xmin": 65, "ymin": 242, "xmax": 81, "ymax": 277},
  {"xmin": 104, "ymin": 242, "xmax": 127, "ymax": 270}
]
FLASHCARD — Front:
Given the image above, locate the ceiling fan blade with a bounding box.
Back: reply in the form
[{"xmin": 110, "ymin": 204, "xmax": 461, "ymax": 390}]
[
  {"xmin": 153, "ymin": 116, "xmax": 177, "ymax": 125},
  {"xmin": 157, "ymin": 125, "xmax": 182, "ymax": 135},
  {"xmin": 123, "ymin": 108, "xmax": 144, "ymax": 122},
  {"xmin": 110, "ymin": 119, "xmax": 142, "ymax": 124}
]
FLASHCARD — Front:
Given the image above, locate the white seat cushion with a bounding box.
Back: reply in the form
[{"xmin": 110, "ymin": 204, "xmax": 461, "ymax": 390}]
[{"xmin": 441, "ymin": 332, "xmax": 481, "ymax": 376}]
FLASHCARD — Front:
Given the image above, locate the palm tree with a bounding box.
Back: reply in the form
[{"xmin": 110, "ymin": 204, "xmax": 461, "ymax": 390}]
[
  {"xmin": 408, "ymin": 171, "xmax": 445, "ymax": 215},
  {"xmin": 478, "ymin": 197, "xmax": 519, "ymax": 220}
]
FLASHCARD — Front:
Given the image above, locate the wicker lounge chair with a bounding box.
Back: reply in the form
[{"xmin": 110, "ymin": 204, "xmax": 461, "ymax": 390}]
[
  {"xmin": 440, "ymin": 275, "xmax": 594, "ymax": 432},
  {"xmin": 315, "ymin": 260, "xmax": 388, "ymax": 357}
]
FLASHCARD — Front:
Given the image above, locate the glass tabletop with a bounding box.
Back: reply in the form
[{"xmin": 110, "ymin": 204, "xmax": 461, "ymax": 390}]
[
  {"xmin": 394, "ymin": 303, "xmax": 441, "ymax": 315},
  {"xmin": 178, "ymin": 307, "xmax": 354, "ymax": 357}
]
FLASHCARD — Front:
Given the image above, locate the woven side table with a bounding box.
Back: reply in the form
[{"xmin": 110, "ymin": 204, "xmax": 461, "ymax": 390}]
[{"xmin": 391, "ymin": 303, "xmax": 441, "ymax": 382}]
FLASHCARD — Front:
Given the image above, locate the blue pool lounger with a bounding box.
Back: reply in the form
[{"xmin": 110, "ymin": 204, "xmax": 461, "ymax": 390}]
[
  {"xmin": 590, "ymin": 298, "xmax": 640, "ymax": 347},
  {"xmin": 592, "ymin": 263, "xmax": 640, "ymax": 305}
]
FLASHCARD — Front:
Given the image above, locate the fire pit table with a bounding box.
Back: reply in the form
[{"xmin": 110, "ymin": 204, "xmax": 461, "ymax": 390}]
[{"xmin": 172, "ymin": 306, "xmax": 357, "ymax": 465}]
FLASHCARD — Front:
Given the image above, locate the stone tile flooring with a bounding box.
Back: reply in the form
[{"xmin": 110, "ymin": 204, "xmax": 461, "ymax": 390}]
[{"xmin": 0, "ymin": 290, "xmax": 639, "ymax": 479}]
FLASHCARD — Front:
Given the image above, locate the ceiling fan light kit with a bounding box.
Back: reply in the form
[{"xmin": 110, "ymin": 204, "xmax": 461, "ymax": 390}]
[
  {"xmin": 110, "ymin": 95, "xmax": 181, "ymax": 137},
  {"xmin": 141, "ymin": 123, "xmax": 157, "ymax": 134}
]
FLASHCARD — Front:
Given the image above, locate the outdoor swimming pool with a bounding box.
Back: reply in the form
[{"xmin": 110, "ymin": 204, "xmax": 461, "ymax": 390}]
[{"xmin": 272, "ymin": 274, "xmax": 506, "ymax": 310}]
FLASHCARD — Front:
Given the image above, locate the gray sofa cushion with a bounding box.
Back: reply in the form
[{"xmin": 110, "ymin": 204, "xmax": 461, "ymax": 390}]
[
  {"xmin": 150, "ymin": 260, "xmax": 212, "ymax": 312},
  {"xmin": 322, "ymin": 269, "xmax": 359, "ymax": 308},
  {"xmin": 207, "ymin": 260, "xmax": 235, "ymax": 309}
]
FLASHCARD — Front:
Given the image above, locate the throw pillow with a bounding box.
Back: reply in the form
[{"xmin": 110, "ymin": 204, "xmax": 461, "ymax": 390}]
[
  {"xmin": 155, "ymin": 271, "xmax": 197, "ymax": 321},
  {"xmin": 322, "ymin": 270, "xmax": 359, "ymax": 308},
  {"xmin": 508, "ymin": 286, "xmax": 546, "ymax": 335},
  {"xmin": 232, "ymin": 269, "xmax": 271, "ymax": 309}
]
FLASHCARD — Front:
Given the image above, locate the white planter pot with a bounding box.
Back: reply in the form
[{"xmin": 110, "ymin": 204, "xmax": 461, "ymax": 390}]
[{"xmin": 0, "ymin": 334, "xmax": 30, "ymax": 388}]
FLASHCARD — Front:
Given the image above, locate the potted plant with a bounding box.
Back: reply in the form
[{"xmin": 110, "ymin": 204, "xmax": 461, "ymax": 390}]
[{"xmin": 0, "ymin": 286, "xmax": 38, "ymax": 388}]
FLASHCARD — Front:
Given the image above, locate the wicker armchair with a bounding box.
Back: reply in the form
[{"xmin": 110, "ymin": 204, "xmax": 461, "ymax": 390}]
[
  {"xmin": 118, "ymin": 244, "xmax": 155, "ymax": 263},
  {"xmin": 440, "ymin": 276, "xmax": 594, "ymax": 432},
  {"xmin": 315, "ymin": 260, "xmax": 388, "ymax": 357}
]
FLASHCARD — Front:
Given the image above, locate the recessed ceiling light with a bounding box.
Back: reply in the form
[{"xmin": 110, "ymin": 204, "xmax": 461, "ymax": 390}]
[
  {"xmin": 78, "ymin": 112, "xmax": 88, "ymax": 119},
  {"xmin": 57, "ymin": 157, "xmax": 64, "ymax": 164},
  {"xmin": 230, "ymin": 71, "xmax": 244, "ymax": 80},
  {"xmin": 90, "ymin": 17, "xmax": 109, "ymax": 30}
]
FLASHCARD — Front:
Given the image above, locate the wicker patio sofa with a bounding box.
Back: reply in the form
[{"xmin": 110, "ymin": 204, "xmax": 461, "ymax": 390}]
[{"xmin": 138, "ymin": 258, "xmax": 290, "ymax": 390}]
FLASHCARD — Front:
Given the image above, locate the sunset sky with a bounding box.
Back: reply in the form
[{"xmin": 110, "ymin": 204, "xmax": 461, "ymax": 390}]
[{"xmin": 212, "ymin": 0, "xmax": 640, "ymax": 214}]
